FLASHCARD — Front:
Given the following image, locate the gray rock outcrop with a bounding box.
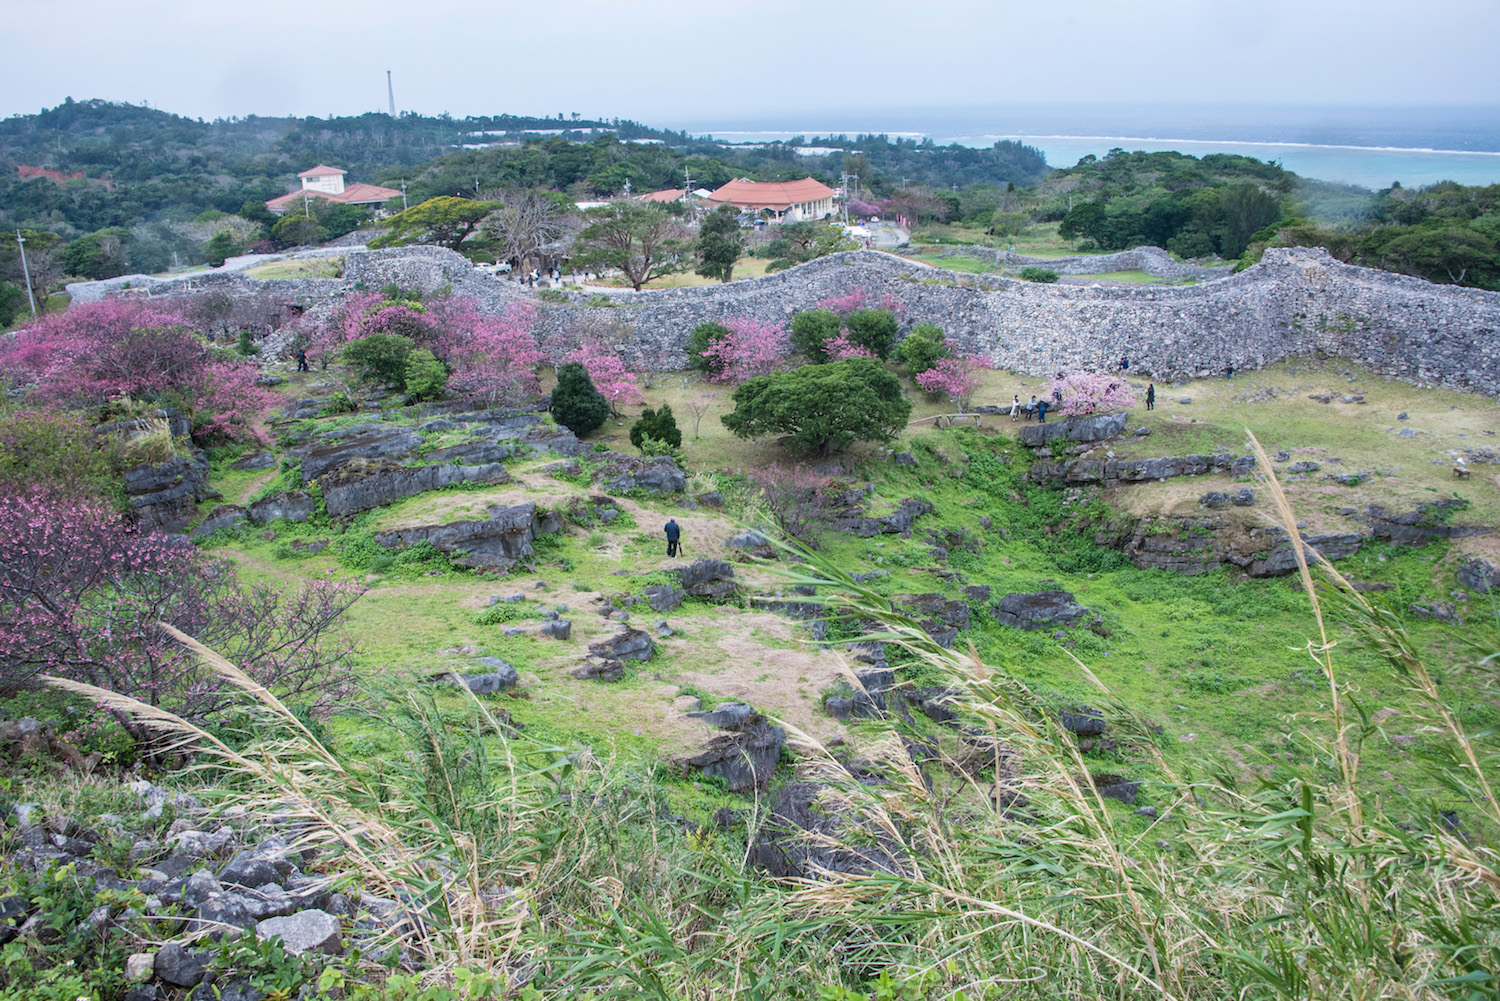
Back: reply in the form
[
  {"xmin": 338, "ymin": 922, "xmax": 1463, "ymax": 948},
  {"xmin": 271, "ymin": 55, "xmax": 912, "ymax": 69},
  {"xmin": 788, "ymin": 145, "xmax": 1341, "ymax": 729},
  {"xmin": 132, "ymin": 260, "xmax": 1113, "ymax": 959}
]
[
  {"xmin": 993, "ymin": 590, "xmax": 1089, "ymax": 630},
  {"xmin": 373, "ymin": 502, "xmax": 560, "ymax": 570},
  {"xmin": 321, "ymin": 461, "xmax": 510, "ymax": 517}
]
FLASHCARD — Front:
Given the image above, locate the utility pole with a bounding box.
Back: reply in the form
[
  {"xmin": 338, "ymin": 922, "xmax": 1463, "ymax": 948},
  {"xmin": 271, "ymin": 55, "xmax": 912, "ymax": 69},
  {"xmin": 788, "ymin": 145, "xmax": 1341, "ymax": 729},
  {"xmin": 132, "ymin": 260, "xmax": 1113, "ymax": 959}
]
[
  {"xmin": 303, "ymin": 191, "xmax": 311, "ymax": 219},
  {"xmin": 15, "ymin": 230, "xmax": 37, "ymax": 316},
  {"xmin": 401, "ymin": 181, "xmax": 408, "ymax": 210},
  {"xmin": 622, "ymin": 178, "xmax": 631, "ymax": 197}
]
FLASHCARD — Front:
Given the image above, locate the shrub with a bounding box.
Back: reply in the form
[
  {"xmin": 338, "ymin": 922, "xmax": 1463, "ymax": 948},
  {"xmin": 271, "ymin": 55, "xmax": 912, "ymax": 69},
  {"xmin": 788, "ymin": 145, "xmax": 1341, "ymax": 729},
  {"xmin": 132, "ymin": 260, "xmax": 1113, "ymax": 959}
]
[
  {"xmin": 1018, "ymin": 266, "xmax": 1060, "ymax": 283},
  {"xmin": 685, "ymin": 322, "xmax": 731, "ymax": 376},
  {"xmin": 342, "ymin": 333, "xmax": 415, "ymax": 388},
  {"xmin": 895, "ymin": 322, "xmax": 949, "ymax": 376},
  {"xmin": 630, "ymin": 404, "xmax": 682, "ymax": 451},
  {"xmin": 404, "ymin": 349, "xmax": 449, "ymax": 401},
  {"xmin": 789, "ymin": 309, "xmax": 843, "ymax": 362},
  {"xmin": 700, "ymin": 317, "xmax": 789, "ymax": 384},
  {"xmin": 565, "ymin": 342, "xmax": 642, "ymax": 414},
  {"xmin": 721, "ymin": 357, "xmax": 912, "ymax": 456},
  {"xmin": 550, "ymin": 362, "xmax": 610, "ymax": 437},
  {"xmin": 432, "ymin": 298, "xmax": 545, "ymax": 407},
  {"xmin": 0, "ymin": 409, "xmax": 124, "ymax": 504},
  {"xmin": 916, "ymin": 355, "xmax": 991, "ymax": 413},
  {"xmin": 843, "ymin": 309, "xmax": 898, "ymax": 359}
]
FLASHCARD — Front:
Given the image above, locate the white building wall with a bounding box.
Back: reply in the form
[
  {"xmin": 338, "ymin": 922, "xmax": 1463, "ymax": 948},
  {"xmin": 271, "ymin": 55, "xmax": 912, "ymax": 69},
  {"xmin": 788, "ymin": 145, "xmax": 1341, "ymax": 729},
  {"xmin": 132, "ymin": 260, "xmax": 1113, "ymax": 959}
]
[{"xmin": 302, "ymin": 173, "xmax": 345, "ymax": 195}]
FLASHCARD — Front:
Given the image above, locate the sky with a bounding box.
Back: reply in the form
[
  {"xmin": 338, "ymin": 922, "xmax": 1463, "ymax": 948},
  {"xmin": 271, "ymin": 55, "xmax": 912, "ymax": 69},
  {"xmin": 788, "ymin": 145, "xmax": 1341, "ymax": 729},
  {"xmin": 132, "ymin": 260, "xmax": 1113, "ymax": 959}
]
[{"xmin": 3, "ymin": 0, "xmax": 1499, "ymax": 128}]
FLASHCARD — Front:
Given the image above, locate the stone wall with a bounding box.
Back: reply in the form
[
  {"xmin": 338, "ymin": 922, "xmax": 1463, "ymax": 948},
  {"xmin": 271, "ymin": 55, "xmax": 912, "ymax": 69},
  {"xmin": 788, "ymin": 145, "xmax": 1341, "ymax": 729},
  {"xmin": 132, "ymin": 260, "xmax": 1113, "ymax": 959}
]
[
  {"xmin": 899, "ymin": 244, "xmax": 1234, "ymax": 282},
  {"xmin": 67, "ymin": 244, "xmax": 1500, "ymax": 398}
]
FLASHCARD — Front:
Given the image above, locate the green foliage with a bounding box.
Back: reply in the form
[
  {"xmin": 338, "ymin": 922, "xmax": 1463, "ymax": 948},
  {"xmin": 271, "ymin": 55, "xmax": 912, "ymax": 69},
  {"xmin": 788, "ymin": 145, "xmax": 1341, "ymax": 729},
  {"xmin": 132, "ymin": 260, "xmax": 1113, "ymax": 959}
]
[
  {"xmin": 895, "ymin": 322, "xmax": 949, "ymax": 375},
  {"xmin": 320, "ymin": 391, "xmax": 360, "ymax": 415},
  {"xmin": 1017, "ymin": 266, "xmax": 1059, "ymax": 283},
  {"xmin": 721, "ymin": 357, "xmax": 913, "ymax": 456},
  {"xmin": 630, "ymin": 404, "xmax": 682, "ymax": 451},
  {"xmin": 236, "ymin": 326, "xmax": 258, "ymax": 356},
  {"xmin": 0, "ymin": 408, "xmax": 126, "ymax": 506},
  {"xmin": 0, "ymin": 282, "xmax": 25, "ymax": 327},
  {"xmin": 404, "ymin": 348, "xmax": 449, "ymax": 401},
  {"xmin": 695, "ymin": 204, "xmax": 742, "ymax": 283},
  {"xmin": 343, "ymin": 333, "xmax": 416, "ymax": 388},
  {"xmin": 371, "ymin": 196, "xmax": 500, "ymax": 251},
  {"xmin": 209, "ymin": 932, "xmax": 324, "ymax": 998},
  {"xmin": 474, "ymin": 600, "xmax": 536, "ymax": 625},
  {"xmin": 550, "ymin": 362, "xmax": 610, "ymax": 437},
  {"xmin": 789, "ymin": 309, "xmax": 843, "ymax": 362},
  {"xmin": 685, "ymin": 322, "xmax": 731, "ymax": 375},
  {"xmin": 204, "ymin": 230, "xmax": 240, "ymax": 267},
  {"xmin": 844, "ymin": 308, "xmax": 899, "ymax": 359}
]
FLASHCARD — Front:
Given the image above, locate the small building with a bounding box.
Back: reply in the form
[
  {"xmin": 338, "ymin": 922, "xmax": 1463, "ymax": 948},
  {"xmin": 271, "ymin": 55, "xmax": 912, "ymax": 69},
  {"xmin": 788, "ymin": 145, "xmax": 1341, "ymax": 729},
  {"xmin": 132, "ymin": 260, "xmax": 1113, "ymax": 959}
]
[
  {"xmin": 706, "ymin": 177, "xmax": 836, "ymax": 223},
  {"xmin": 638, "ymin": 187, "xmax": 686, "ymax": 203},
  {"xmin": 265, "ymin": 165, "xmax": 402, "ymax": 215}
]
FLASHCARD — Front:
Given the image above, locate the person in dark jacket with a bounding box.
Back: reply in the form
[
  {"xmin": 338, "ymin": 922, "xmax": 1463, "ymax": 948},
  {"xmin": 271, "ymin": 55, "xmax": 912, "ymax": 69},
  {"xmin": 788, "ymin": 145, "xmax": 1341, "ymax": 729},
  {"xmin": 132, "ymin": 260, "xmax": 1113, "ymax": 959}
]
[
  {"xmin": 664, "ymin": 519, "xmax": 681, "ymax": 557},
  {"xmin": 1146, "ymin": 384, "xmax": 1155, "ymax": 410},
  {"xmin": 295, "ymin": 349, "xmax": 309, "ymax": 372},
  {"xmin": 1036, "ymin": 399, "xmax": 1049, "ymax": 423}
]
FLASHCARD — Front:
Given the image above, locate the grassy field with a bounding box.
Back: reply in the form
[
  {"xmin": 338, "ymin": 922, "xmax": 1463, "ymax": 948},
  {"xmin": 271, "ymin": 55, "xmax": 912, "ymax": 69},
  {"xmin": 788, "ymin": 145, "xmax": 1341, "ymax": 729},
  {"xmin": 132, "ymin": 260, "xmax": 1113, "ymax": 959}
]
[
  {"xmin": 911, "ymin": 221, "xmax": 1086, "ymax": 257},
  {"xmin": 586, "ymin": 256, "xmax": 774, "ymax": 290},
  {"xmin": 185, "ymin": 352, "xmax": 1500, "ymax": 827},
  {"xmin": 244, "ymin": 257, "xmax": 343, "ymax": 279}
]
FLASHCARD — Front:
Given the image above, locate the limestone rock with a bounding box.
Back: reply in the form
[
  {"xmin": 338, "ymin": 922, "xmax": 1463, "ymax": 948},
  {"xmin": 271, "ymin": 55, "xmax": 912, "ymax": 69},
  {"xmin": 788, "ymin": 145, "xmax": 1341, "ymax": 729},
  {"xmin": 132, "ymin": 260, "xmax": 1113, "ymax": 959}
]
[
  {"xmin": 154, "ymin": 942, "xmax": 209, "ymax": 987},
  {"xmin": 248, "ymin": 491, "xmax": 315, "ymax": 524},
  {"xmin": 1018, "ymin": 412, "xmax": 1129, "ymax": 447},
  {"xmin": 993, "ymin": 591, "xmax": 1088, "ymax": 631},
  {"xmin": 321, "ymin": 461, "xmax": 509, "ymax": 517},
  {"xmin": 255, "ymin": 909, "xmax": 343, "ymax": 955},
  {"xmin": 373, "ymin": 502, "xmax": 558, "ymax": 571},
  {"xmin": 588, "ymin": 627, "xmax": 654, "ymax": 663}
]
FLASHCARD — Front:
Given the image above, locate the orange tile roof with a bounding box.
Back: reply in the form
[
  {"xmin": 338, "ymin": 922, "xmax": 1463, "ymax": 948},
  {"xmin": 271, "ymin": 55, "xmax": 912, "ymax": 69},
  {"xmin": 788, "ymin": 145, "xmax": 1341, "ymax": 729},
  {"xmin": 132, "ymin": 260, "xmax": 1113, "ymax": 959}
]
[
  {"xmin": 265, "ymin": 182, "xmax": 402, "ymax": 212},
  {"xmin": 297, "ymin": 164, "xmax": 347, "ymax": 178},
  {"xmin": 707, "ymin": 177, "xmax": 835, "ymax": 210},
  {"xmin": 639, "ymin": 188, "xmax": 685, "ymax": 203}
]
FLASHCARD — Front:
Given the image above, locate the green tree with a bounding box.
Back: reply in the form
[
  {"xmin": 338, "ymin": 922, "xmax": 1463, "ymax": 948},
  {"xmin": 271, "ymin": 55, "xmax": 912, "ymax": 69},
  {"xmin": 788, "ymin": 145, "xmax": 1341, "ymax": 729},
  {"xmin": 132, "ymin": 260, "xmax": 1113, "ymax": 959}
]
[
  {"xmin": 0, "ymin": 281, "xmax": 25, "ymax": 327},
  {"xmin": 844, "ymin": 309, "xmax": 898, "ymax": 359},
  {"xmin": 572, "ymin": 203, "xmax": 690, "ymax": 290},
  {"xmin": 371, "ymin": 196, "xmax": 500, "ymax": 251},
  {"xmin": 404, "ymin": 349, "xmax": 449, "ymax": 401},
  {"xmin": 550, "ymin": 362, "xmax": 610, "ymax": 437},
  {"xmin": 695, "ymin": 205, "xmax": 743, "ymax": 283},
  {"xmin": 58, "ymin": 228, "xmax": 132, "ymax": 280},
  {"xmin": 895, "ymin": 322, "xmax": 948, "ymax": 375},
  {"xmin": 343, "ymin": 333, "xmax": 416, "ymax": 388},
  {"xmin": 721, "ymin": 357, "xmax": 912, "ymax": 456},
  {"xmin": 1058, "ymin": 201, "xmax": 1107, "ymax": 246},
  {"xmin": 204, "ymin": 231, "xmax": 239, "ymax": 268},
  {"xmin": 685, "ymin": 322, "xmax": 731, "ymax": 375},
  {"xmin": 762, "ymin": 221, "xmax": 856, "ymax": 272},
  {"xmin": 270, "ymin": 213, "xmax": 328, "ymax": 249},
  {"xmin": 629, "ymin": 404, "xmax": 682, "ymax": 451},
  {"xmin": 789, "ymin": 309, "xmax": 843, "ymax": 362}
]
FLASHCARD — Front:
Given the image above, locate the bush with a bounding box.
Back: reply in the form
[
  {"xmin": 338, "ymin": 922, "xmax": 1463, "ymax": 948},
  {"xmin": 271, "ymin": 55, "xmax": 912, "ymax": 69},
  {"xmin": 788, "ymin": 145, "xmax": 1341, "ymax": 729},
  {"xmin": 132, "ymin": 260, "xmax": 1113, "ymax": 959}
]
[
  {"xmin": 895, "ymin": 322, "xmax": 949, "ymax": 375},
  {"xmin": 686, "ymin": 322, "xmax": 731, "ymax": 376},
  {"xmin": 630, "ymin": 404, "xmax": 682, "ymax": 451},
  {"xmin": 550, "ymin": 362, "xmax": 610, "ymax": 437},
  {"xmin": 721, "ymin": 357, "xmax": 913, "ymax": 456},
  {"xmin": 789, "ymin": 309, "xmax": 842, "ymax": 362},
  {"xmin": 844, "ymin": 309, "xmax": 899, "ymax": 359},
  {"xmin": 1018, "ymin": 266, "xmax": 1060, "ymax": 283},
  {"xmin": 404, "ymin": 348, "xmax": 448, "ymax": 401},
  {"xmin": 0, "ymin": 409, "xmax": 125, "ymax": 504},
  {"xmin": 343, "ymin": 333, "xmax": 415, "ymax": 388}
]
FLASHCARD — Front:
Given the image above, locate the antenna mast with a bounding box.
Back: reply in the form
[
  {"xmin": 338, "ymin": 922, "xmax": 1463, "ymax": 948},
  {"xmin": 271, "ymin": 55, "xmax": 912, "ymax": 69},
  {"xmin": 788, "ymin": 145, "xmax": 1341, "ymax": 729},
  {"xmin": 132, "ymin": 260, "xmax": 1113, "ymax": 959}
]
[{"xmin": 387, "ymin": 71, "xmax": 396, "ymax": 117}]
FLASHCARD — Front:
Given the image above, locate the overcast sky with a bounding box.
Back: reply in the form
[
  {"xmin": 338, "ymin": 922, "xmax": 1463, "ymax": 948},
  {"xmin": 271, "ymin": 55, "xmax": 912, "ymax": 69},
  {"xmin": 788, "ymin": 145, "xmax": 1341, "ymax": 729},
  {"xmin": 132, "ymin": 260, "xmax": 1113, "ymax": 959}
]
[{"xmin": 4, "ymin": 0, "xmax": 1498, "ymax": 128}]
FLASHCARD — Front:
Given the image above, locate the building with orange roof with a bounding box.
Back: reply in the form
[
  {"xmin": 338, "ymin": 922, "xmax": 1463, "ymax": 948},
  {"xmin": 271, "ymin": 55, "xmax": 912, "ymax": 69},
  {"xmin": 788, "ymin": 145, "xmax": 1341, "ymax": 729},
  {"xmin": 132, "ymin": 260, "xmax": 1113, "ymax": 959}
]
[
  {"xmin": 265, "ymin": 165, "xmax": 402, "ymax": 215},
  {"xmin": 706, "ymin": 177, "xmax": 836, "ymax": 222},
  {"xmin": 638, "ymin": 187, "xmax": 686, "ymax": 203}
]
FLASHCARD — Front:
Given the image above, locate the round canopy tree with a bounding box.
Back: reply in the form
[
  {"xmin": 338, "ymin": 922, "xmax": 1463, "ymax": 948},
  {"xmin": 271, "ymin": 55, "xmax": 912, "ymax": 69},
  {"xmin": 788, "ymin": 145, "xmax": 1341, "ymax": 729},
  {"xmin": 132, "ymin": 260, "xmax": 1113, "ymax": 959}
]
[
  {"xmin": 550, "ymin": 362, "xmax": 610, "ymax": 437},
  {"xmin": 721, "ymin": 357, "xmax": 912, "ymax": 456}
]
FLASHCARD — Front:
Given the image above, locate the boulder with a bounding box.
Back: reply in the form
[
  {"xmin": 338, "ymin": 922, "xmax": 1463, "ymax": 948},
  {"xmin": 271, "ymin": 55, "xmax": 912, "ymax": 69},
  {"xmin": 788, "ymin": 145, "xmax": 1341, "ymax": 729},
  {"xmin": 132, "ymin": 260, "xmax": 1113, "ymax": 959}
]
[
  {"xmin": 590, "ymin": 453, "xmax": 686, "ymax": 493},
  {"xmin": 588, "ymin": 627, "xmax": 654, "ymax": 663},
  {"xmin": 538, "ymin": 620, "xmax": 572, "ymax": 640},
  {"xmin": 432, "ymin": 667, "xmax": 519, "ymax": 694},
  {"xmin": 752, "ymin": 781, "xmax": 908, "ymax": 879},
  {"xmin": 230, "ymin": 451, "xmax": 277, "ymax": 471},
  {"xmin": 643, "ymin": 584, "xmax": 684, "ymax": 613},
  {"xmin": 993, "ymin": 591, "xmax": 1088, "ymax": 631},
  {"xmin": 572, "ymin": 658, "xmax": 624, "ymax": 682},
  {"xmin": 190, "ymin": 505, "xmax": 250, "ymax": 538},
  {"xmin": 154, "ymin": 942, "xmax": 210, "ymax": 987},
  {"xmin": 1458, "ymin": 559, "xmax": 1500, "ymax": 593},
  {"xmin": 255, "ymin": 909, "xmax": 343, "ymax": 956},
  {"xmin": 1060, "ymin": 709, "xmax": 1106, "ymax": 736},
  {"xmin": 126, "ymin": 952, "xmax": 155, "ymax": 982},
  {"xmin": 1230, "ymin": 488, "xmax": 1255, "ymax": 506},
  {"xmin": 1247, "ymin": 533, "xmax": 1364, "ymax": 577},
  {"xmin": 726, "ymin": 530, "xmax": 775, "ymax": 558},
  {"xmin": 1018, "ymin": 412, "xmax": 1129, "ymax": 447},
  {"xmin": 296, "ymin": 430, "xmax": 424, "ymax": 483},
  {"xmin": 247, "ymin": 491, "xmax": 316, "ymax": 524},
  {"xmin": 893, "ymin": 593, "xmax": 970, "ymax": 648},
  {"xmin": 1090, "ymin": 774, "xmax": 1141, "ymax": 805},
  {"xmin": 669, "ymin": 559, "xmax": 738, "ymax": 600},
  {"xmin": 373, "ymin": 502, "xmax": 559, "ymax": 571},
  {"xmin": 678, "ymin": 718, "xmax": 785, "ymax": 792},
  {"xmin": 321, "ymin": 461, "xmax": 510, "ymax": 518},
  {"xmin": 124, "ymin": 452, "xmax": 215, "ymax": 532},
  {"xmin": 877, "ymin": 497, "xmax": 934, "ymax": 535},
  {"xmin": 685, "ymin": 702, "xmax": 755, "ymax": 730}
]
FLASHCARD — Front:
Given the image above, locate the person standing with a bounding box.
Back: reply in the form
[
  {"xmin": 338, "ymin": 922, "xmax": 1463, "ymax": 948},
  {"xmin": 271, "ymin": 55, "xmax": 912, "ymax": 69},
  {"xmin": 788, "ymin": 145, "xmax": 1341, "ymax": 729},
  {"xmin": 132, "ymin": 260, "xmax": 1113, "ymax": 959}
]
[
  {"xmin": 1028, "ymin": 395, "xmax": 1038, "ymax": 421},
  {"xmin": 664, "ymin": 518, "xmax": 681, "ymax": 557},
  {"xmin": 1225, "ymin": 363, "xmax": 1234, "ymax": 380},
  {"xmin": 1037, "ymin": 398, "xmax": 1049, "ymax": 423},
  {"xmin": 1146, "ymin": 383, "xmax": 1155, "ymax": 411},
  {"xmin": 295, "ymin": 349, "xmax": 309, "ymax": 372},
  {"xmin": 1010, "ymin": 395, "xmax": 1021, "ymax": 421}
]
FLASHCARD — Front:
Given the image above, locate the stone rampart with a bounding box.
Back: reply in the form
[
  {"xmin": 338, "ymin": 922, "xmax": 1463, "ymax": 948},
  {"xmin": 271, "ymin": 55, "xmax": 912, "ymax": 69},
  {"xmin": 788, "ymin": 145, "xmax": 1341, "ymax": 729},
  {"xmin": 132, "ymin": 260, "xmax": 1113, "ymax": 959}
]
[{"xmin": 66, "ymin": 245, "xmax": 1500, "ymax": 398}]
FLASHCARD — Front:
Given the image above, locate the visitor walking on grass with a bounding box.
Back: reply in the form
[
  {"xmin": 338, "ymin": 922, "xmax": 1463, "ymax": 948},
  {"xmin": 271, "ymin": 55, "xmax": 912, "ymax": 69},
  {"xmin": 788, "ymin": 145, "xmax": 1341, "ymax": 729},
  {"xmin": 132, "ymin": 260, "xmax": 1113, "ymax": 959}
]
[
  {"xmin": 1146, "ymin": 383, "xmax": 1155, "ymax": 410},
  {"xmin": 664, "ymin": 518, "xmax": 681, "ymax": 557}
]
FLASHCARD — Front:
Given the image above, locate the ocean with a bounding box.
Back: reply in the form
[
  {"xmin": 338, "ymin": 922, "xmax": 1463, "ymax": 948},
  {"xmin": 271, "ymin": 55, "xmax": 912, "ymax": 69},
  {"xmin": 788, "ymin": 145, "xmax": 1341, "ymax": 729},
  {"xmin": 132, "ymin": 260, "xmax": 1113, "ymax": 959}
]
[{"xmin": 670, "ymin": 105, "xmax": 1500, "ymax": 191}]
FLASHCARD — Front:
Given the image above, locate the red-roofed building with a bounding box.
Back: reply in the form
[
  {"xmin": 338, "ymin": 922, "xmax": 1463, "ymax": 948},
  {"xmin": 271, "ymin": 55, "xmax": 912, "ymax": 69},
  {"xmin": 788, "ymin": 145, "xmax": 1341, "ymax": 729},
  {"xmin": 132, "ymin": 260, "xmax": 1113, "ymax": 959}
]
[
  {"xmin": 265, "ymin": 165, "xmax": 402, "ymax": 215},
  {"xmin": 638, "ymin": 187, "xmax": 686, "ymax": 203},
  {"xmin": 706, "ymin": 177, "xmax": 836, "ymax": 222}
]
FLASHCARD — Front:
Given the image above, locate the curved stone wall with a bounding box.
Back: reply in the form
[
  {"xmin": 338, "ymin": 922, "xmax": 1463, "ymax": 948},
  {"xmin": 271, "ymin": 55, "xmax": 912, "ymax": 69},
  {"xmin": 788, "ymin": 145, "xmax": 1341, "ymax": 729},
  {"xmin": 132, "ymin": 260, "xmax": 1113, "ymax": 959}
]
[{"xmin": 65, "ymin": 244, "xmax": 1500, "ymax": 398}]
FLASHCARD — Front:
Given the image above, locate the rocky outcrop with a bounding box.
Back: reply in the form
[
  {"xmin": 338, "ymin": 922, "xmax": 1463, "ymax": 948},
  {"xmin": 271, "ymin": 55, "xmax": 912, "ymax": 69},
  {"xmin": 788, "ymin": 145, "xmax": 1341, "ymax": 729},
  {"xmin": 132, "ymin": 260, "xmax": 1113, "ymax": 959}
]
[
  {"xmin": 248, "ymin": 491, "xmax": 316, "ymax": 524},
  {"xmin": 190, "ymin": 505, "xmax": 250, "ymax": 539},
  {"xmin": 1248, "ymin": 532, "xmax": 1365, "ymax": 577},
  {"xmin": 1030, "ymin": 451, "xmax": 1256, "ymax": 486},
  {"xmin": 1097, "ymin": 516, "xmax": 1365, "ymax": 577},
  {"xmin": 677, "ymin": 703, "xmax": 785, "ymax": 793},
  {"xmin": 373, "ymin": 502, "xmax": 560, "ymax": 570},
  {"xmin": 321, "ymin": 461, "xmax": 510, "ymax": 518},
  {"xmin": 1360, "ymin": 500, "xmax": 1493, "ymax": 545},
  {"xmin": 1458, "ymin": 559, "xmax": 1500, "ymax": 593},
  {"xmin": 837, "ymin": 497, "xmax": 936, "ymax": 538},
  {"xmin": 124, "ymin": 452, "xmax": 216, "ymax": 532},
  {"xmin": 669, "ymin": 559, "xmax": 738, "ymax": 600},
  {"xmin": 297, "ymin": 430, "xmax": 425, "ymax": 483},
  {"xmin": 590, "ymin": 453, "xmax": 686, "ymax": 494},
  {"xmin": 893, "ymin": 593, "xmax": 971, "ymax": 648},
  {"xmin": 993, "ymin": 590, "xmax": 1089, "ymax": 630},
  {"xmin": 752, "ymin": 780, "xmax": 909, "ymax": 879},
  {"xmin": 1018, "ymin": 412, "xmax": 1130, "ymax": 446}
]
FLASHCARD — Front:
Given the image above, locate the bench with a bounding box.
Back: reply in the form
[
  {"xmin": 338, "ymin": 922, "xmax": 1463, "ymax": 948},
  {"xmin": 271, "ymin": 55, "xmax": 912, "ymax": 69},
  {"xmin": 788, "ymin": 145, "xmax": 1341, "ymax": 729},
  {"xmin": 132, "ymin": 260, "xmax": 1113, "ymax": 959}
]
[{"xmin": 1454, "ymin": 466, "xmax": 1472, "ymax": 479}]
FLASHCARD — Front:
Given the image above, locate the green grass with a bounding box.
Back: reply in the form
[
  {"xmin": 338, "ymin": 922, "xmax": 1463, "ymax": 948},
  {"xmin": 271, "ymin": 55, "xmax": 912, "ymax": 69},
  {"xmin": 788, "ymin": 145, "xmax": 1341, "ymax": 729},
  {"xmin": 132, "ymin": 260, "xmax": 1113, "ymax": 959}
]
[
  {"xmin": 244, "ymin": 257, "xmax": 343, "ymax": 279},
  {"xmin": 1068, "ymin": 269, "xmax": 1161, "ymax": 283}
]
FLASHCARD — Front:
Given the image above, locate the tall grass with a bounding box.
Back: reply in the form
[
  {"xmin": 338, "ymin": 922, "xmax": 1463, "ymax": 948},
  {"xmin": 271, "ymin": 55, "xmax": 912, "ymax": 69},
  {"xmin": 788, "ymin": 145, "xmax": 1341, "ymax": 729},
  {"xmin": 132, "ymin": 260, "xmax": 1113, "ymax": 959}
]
[{"xmin": 43, "ymin": 437, "xmax": 1500, "ymax": 998}]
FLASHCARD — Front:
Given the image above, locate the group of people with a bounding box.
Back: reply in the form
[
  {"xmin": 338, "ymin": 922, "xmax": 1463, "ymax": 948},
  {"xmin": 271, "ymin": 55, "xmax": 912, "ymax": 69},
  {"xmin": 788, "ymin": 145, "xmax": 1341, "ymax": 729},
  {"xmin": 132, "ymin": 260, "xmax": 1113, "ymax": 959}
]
[{"xmin": 1009, "ymin": 394, "xmax": 1050, "ymax": 423}]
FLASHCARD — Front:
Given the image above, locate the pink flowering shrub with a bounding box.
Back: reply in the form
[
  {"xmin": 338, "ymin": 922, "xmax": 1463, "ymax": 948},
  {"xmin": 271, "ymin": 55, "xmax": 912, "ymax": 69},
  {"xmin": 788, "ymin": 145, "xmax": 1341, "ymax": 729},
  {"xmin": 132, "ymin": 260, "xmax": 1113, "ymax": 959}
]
[
  {"xmin": 0, "ymin": 488, "xmax": 360, "ymax": 756},
  {"xmin": 1046, "ymin": 371, "xmax": 1136, "ymax": 416},
  {"xmin": 916, "ymin": 355, "xmax": 992, "ymax": 413},
  {"xmin": 444, "ymin": 301, "xmax": 546, "ymax": 406},
  {"xmin": 0, "ymin": 301, "xmax": 277, "ymax": 443},
  {"xmin": 846, "ymin": 198, "xmax": 881, "ymax": 219},
  {"xmin": 816, "ymin": 287, "xmax": 904, "ymax": 317},
  {"xmin": 566, "ymin": 341, "xmax": 643, "ymax": 413},
  {"xmin": 702, "ymin": 317, "xmax": 790, "ymax": 384},
  {"xmin": 823, "ymin": 332, "xmax": 877, "ymax": 362}
]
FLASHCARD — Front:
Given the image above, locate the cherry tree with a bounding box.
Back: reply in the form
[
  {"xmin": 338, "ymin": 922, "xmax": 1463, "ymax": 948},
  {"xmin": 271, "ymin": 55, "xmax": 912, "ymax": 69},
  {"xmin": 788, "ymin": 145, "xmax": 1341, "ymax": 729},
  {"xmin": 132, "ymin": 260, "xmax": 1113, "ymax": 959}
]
[
  {"xmin": 0, "ymin": 489, "xmax": 359, "ymax": 755},
  {"xmin": 702, "ymin": 317, "xmax": 789, "ymax": 385},
  {"xmin": 916, "ymin": 355, "xmax": 992, "ymax": 413},
  {"xmin": 566, "ymin": 341, "xmax": 643, "ymax": 414},
  {"xmin": 444, "ymin": 301, "xmax": 546, "ymax": 406},
  {"xmin": 823, "ymin": 332, "xmax": 877, "ymax": 362},
  {"xmin": 1046, "ymin": 371, "xmax": 1136, "ymax": 416}
]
